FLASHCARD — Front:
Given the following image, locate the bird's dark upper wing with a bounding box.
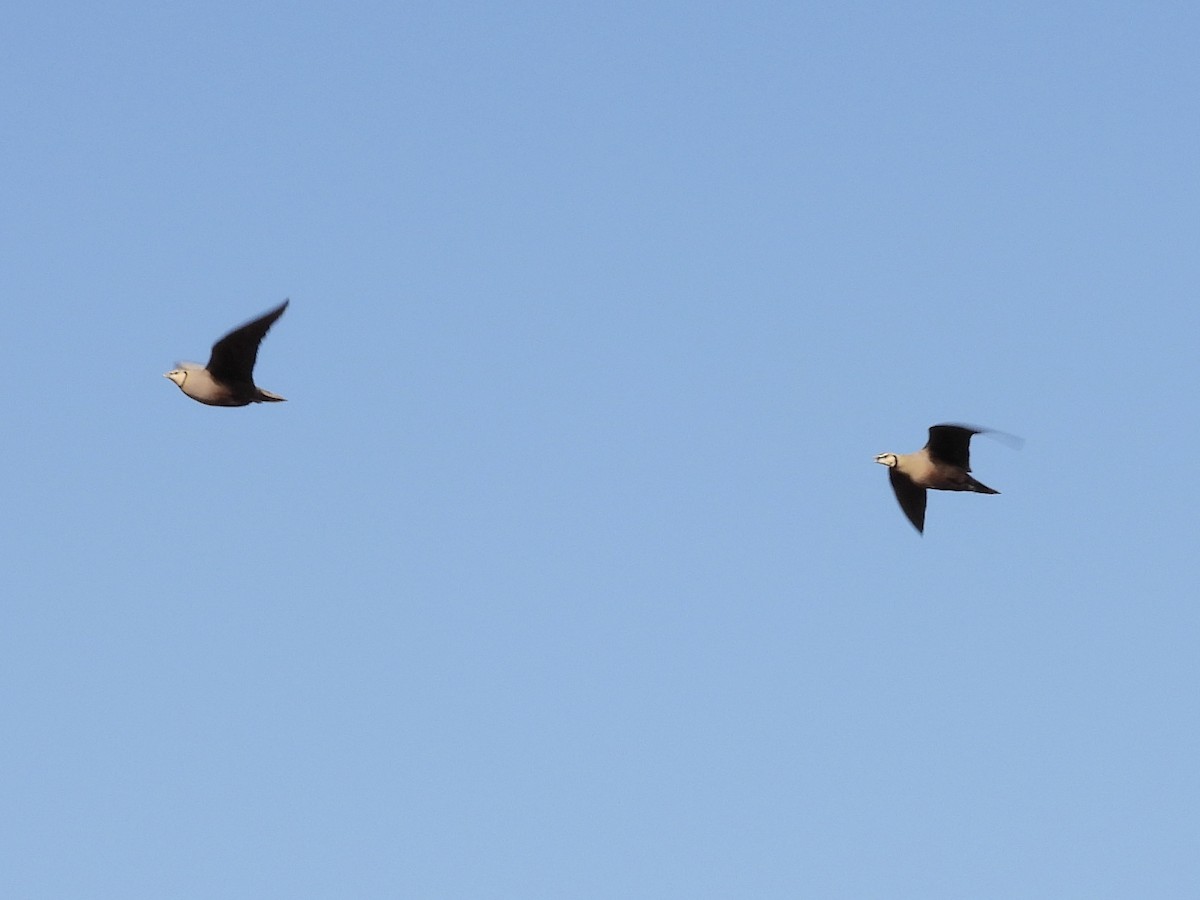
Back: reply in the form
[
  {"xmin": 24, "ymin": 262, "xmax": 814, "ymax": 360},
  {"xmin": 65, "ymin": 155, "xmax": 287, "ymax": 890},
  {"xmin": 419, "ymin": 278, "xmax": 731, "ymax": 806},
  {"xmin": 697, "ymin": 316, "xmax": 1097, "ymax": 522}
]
[
  {"xmin": 889, "ymin": 468, "xmax": 927, "ymax": 534},
  {"xmin": 924, "ymin": 423, "xmax": 981, "ymax": 470},
  {"xmin": 206, "ymin": 300, "xmax": 289, "ymax": 385}
]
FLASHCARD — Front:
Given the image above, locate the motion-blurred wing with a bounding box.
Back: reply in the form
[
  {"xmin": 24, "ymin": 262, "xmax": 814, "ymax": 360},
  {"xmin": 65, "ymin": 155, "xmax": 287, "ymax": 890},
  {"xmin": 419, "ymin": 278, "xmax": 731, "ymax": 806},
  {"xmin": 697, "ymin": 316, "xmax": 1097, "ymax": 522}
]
[
  {"xmin": 924, "ymin": 424, "xmax": 981, "ymax": 471},
  {"xmin": 206, "ymin": 300, "xmax": 289, "ymax": 386},
  {"xmin": 888, "ymin": 468, "xmax": 927, "ymax": 534}
]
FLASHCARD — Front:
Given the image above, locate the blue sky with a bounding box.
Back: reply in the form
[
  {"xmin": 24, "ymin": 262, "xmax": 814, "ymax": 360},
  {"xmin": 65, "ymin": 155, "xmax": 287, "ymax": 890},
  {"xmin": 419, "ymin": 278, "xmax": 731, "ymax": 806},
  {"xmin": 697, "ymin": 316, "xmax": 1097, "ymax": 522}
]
[{"xmin": 3, "ymin": 2, "xmax": 1198, "ymax": 896}]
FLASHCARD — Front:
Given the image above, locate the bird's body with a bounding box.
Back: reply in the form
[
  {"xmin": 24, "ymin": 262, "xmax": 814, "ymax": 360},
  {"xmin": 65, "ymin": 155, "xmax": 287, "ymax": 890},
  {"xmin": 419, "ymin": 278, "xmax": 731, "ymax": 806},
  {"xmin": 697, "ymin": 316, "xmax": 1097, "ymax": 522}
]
[
  {"xmin": 875, "ymin": 424, "xmax": 1004, "ymax": 534},
  {"xmin": 165, "ymin": 301, "xmax": 289, "ymax": 406}
]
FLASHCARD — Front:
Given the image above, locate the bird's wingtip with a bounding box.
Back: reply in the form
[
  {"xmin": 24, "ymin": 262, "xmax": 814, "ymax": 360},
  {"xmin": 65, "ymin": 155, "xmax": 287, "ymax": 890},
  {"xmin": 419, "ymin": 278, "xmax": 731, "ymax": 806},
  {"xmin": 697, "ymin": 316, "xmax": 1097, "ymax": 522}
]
[{"xmin": 983, "ymin": 430, "xmax": 1024, "ymax": 450}]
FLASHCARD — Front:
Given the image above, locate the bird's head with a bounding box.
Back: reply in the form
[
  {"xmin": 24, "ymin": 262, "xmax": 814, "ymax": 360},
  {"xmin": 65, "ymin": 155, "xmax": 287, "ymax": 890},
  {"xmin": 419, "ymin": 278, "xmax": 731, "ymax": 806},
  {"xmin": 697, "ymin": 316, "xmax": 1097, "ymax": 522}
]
[
  {"xmin": 874, "ymin": 452, "xmax": 898, "ymax": 468},
  {"xmin": 164, "ymin": 368, "xmax": 187, "ymax": 388}
]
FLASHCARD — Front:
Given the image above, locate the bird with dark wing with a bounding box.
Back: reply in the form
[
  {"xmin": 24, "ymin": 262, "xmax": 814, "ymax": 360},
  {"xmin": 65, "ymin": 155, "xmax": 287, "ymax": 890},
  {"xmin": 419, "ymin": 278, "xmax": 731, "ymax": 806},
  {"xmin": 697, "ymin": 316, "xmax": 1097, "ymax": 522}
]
[
  {"xmin": 874, "ymin": 423, "xmax": 1014, "ymax": 534},
  {"xmin": 165, "ymin": 301, "xmax": 289, "ymax": 406}
]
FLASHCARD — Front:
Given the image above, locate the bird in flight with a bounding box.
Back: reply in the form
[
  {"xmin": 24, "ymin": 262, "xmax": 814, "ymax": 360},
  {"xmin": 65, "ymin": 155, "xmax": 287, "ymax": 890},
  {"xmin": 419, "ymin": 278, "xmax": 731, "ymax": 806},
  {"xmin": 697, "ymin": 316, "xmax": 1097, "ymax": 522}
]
[
  {"xmin": 875, "ymin": 423, "xmax": 1014, "ymax": 534},
  {"xmin": 165, "ymin": 300, "xmax": 289, "ymax": 406}
]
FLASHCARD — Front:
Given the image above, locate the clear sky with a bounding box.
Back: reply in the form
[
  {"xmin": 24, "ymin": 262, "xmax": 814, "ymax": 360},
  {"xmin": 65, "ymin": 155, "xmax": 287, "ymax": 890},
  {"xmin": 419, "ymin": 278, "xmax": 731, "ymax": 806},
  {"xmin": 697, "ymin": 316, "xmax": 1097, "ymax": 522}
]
[{"xmin": 3, "ymin": 2, "xmax": 1198, "ymax": 897}]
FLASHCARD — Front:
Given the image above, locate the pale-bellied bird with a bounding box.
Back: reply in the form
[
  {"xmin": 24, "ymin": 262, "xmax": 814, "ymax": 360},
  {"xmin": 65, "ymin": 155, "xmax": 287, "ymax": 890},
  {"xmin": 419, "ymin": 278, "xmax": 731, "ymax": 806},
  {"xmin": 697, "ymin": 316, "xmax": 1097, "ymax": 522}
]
[
  {"xmin": 875, "ymin": 423, "xmax": 1016, "ymax": 534},
  {"xmin": 165, "ymin": 300, "xmax": 289, "ymax": 406}
]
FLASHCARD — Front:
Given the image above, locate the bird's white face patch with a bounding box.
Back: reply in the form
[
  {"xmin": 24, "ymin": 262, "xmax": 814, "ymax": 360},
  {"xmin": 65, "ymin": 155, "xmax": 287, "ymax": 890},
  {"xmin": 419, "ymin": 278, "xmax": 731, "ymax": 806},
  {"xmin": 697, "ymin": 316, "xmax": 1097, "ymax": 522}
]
[
  {"xmin": 164, "ymin": 369, "xmax": 187, "ymax": 388},
  {"xmin": 874, "ymin": 453, "xmax": 898, "ymax": 468}
]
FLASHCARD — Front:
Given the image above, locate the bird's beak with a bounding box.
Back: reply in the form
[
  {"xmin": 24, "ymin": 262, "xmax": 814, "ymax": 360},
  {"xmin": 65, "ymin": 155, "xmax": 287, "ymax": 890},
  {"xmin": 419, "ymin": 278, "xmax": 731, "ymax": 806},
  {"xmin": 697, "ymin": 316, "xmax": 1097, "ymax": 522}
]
[{"xmin": 163, "ymin": 372, "xmax": 171, "ymax": 378}]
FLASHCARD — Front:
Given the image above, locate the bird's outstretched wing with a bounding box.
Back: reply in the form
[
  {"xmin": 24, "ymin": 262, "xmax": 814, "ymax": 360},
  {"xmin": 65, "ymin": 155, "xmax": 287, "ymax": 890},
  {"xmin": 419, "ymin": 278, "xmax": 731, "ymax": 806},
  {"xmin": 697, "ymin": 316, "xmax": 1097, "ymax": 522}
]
[
  {"xmin": 924, "ymin": 423, "xmax": 981, "ymax": 471},
  {"xmin": 889, "ymin": 467, "xmax": 927, "ymax": 534},
  {"xmin": 206, "ymin": 300, "xmax": 289, "ymax": 386}
]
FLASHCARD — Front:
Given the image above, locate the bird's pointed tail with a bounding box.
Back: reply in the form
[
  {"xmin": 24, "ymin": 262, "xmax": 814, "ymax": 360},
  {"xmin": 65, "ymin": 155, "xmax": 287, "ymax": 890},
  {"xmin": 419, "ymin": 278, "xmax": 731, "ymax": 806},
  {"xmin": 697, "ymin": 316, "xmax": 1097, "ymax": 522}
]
[
  {"xmin": 969, "ymin": 476, "xmax": 999, "ymax": 494},
  {"xmin": 256, "ymin": 389, "xmax": 287, "ymax": 402}
]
